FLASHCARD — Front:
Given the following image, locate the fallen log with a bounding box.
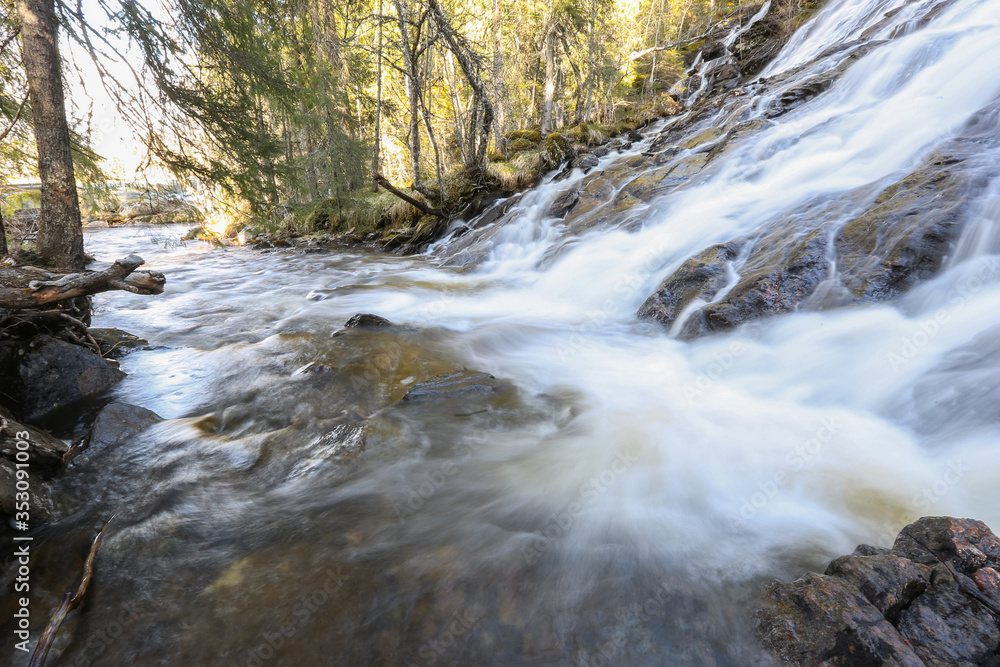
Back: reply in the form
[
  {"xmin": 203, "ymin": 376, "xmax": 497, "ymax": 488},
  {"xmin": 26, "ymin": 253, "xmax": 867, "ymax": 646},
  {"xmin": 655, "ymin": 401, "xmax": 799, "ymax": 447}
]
[
  {"xmin": 0, "ymin": 255, "xmax": 165, "ymax": 309},
  {"xmin": 372, "ymin": 172, "xmax": 444, "ymax": 217}
]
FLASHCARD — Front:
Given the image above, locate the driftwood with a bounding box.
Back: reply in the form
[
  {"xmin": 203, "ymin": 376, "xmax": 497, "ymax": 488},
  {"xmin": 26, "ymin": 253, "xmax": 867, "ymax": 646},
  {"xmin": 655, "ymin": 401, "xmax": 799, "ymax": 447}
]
[
  {"xmin": 0, "ymin": 255, "xmax": 165, "ymax": 309},
  {"xmin": 29, "ymin": 516, "xmax": 116, "ymax": 667},
  {"xmin": 372, "ymin": 172, "xmax": 443, "ymax": 217}
]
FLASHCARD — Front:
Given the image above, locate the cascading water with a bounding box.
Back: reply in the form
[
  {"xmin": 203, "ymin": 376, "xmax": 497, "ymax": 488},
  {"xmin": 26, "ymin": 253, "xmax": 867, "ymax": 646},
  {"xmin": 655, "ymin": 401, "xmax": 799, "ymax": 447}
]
[{"xmin": 11, "ymin": 0, "xmax": 1000, "ymax": 664}]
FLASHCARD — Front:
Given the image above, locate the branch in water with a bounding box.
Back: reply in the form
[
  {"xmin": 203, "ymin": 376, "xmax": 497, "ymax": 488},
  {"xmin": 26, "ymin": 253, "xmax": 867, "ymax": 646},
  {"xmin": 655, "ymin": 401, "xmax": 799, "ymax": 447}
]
[{"xmin": 30, "ymin": 516, "xmax": 116, "ymax": 667}]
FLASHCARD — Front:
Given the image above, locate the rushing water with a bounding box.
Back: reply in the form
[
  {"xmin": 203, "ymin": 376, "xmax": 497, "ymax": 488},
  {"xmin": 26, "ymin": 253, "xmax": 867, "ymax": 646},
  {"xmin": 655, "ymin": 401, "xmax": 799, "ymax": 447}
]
[{"xmin": 10, "ymin": 0, "xmax": 1000, "ymax": 664}]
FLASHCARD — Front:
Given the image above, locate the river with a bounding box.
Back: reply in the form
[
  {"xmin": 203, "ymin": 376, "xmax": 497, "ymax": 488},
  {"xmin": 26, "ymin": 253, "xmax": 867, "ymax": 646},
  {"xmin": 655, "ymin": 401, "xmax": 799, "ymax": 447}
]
[{"xmin": 19, "ymin": 0, "xmax": 1000, "ymax": 664}]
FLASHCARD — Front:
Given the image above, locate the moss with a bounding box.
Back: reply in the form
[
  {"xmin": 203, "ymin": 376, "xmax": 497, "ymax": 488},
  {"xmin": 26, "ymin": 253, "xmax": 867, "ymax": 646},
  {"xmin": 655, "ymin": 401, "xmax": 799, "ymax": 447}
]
[
  {"xmin": 507, "ymin": 129, "xmax": 542, "ymax": 143},
  {"xmin": 540, "ymin": 133, "xmax": 575, "ymax": 169},
  {"xmin": 567, "ymin": 123, "xmax": 609, "ymax": 147},
  {"xmin": 508, "ymin": 137, "xmax": 538, "ymax": 152}
]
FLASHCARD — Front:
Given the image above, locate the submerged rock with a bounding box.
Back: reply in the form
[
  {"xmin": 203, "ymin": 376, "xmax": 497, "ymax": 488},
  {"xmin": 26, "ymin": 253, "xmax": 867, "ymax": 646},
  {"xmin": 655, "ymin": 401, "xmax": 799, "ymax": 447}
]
[
  {"xmin": 755, "ymin": 516, "xmax": 1000, "ymax": 666},
  {"xmin": 401, "ymin": 371, "xmax": 507, "ymax": 404}
]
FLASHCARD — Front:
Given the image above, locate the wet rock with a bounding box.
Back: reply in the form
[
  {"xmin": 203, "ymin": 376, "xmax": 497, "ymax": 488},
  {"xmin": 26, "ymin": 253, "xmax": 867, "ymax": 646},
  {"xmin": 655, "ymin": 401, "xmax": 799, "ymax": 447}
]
[
  {"xmin": 637, "ymin": 241, "xmax": 746, "ymax": 333},
  {"xmin": 639, "ymin": 109, "xmax": 1000, "ymax": 339},
  {"xmin": 0, "ymin": 457, "xmax": 54, "ymax": 523},
  {"xmin": 12, "ymin": 335, "xmax": 126, "ymax": 420},
  {"xmin": 756, "ymin": 517, "xmax": 1000, "ymax": 666},
  {"xmin": 86, "ymin": 402, "xmax": 163, "ymax": 450},
  {"xmin": 700, "ymin": 40, "xmax": 727, "ymax": 62},
  {"xmin": 640, "ymin": 225, "xmax": 830, "ymax": 339},
  {"xmin": 764, "ymin": 68, "xmax": 842, "ymax": 119},
  {"xmin": 835, "ymin": 150, "xmax": 983, "ymax": 303},
  {"xmin": 571, "ymin": 154, "xmax": 600, "ymax": 172},
  {"xmin": 547, "ymin": 189, "xmax": 581, "ymax": 219},
  {"xmin": 402, "ymin": 371, "xmax": 506, "ymax": 404},
  {"xmin": 0, "ymin": 406, "xmax": 70, "ymax": 467},
  {"xmin": 344, "ymin": 313, "xmax": 394, "ymax": 328},
  {"xmin": 891, "ymin": 516, "xmax": 1000, "ymax": 574},
  {"xmin": 88, "ymin": 327, "xmax": 148, "ymax": 359},
  {"xmin": 730, "ymin": 0, "xmax": 796, "ymax": 77},
  {"xmin": 756, "ymin": 573, "xmax": 926, "ymax": 666}
]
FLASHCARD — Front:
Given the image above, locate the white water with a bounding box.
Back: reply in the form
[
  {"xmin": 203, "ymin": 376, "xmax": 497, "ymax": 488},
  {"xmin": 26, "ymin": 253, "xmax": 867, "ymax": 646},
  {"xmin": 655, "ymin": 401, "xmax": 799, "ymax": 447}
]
[
  {"xmin": 59, "ymin": 0, "xmax": 1000, "ymax": 662},
  {"xmin": 92, "ymin": 0, "xmax": 1000, "ymax": 576},
  {"xmin": 392, "ymin": 0, "xmax": 1000, "ymax": 562}
]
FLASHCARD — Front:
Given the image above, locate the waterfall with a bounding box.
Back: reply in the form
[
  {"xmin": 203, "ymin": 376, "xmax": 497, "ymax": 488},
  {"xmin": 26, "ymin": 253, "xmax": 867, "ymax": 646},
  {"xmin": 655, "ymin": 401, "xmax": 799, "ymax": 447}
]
[{"xmin": 50, "ymin": 0, "xmax": 1000, "ymax": 664}]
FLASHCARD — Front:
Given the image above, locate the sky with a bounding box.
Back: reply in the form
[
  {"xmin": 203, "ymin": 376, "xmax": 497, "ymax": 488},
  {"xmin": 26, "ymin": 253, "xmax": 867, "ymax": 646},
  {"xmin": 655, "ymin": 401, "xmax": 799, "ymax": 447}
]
[{"xmin": 62, "ymin": 0, "xmax": 170, "ymax": 180}]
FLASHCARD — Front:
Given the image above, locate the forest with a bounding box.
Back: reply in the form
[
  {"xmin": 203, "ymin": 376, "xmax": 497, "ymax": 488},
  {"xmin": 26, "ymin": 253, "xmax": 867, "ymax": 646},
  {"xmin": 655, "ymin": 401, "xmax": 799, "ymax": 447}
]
[{"xmin": 2, "ymin": 0, "xmax": 754, "ymax": 265}]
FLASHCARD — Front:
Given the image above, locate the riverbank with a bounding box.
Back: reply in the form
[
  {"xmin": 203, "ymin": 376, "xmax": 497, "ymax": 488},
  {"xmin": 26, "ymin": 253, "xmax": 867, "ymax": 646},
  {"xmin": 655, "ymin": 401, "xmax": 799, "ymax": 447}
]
[{"xmin": 220, "ymin": 0, "xmax": 813, "ymax": 256}]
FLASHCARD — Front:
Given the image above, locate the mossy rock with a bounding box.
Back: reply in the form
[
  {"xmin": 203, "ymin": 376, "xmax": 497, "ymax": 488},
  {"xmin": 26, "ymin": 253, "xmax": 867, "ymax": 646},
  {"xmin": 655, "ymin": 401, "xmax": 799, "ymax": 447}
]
[
  {"xmin": 507, "ymin": 129, "xmax": 542, "ymax": 143},
  {"xmin": 508, "ymin": 137, "xmax": 538, "ymax": 153},
  {"xmin": 540, "ymin": 133, "xmax": 576, "ymax": 170}
]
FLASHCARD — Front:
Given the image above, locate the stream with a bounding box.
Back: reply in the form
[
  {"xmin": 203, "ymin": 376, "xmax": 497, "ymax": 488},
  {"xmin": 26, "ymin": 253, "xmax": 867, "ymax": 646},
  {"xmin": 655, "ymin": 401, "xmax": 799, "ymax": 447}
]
[{"xmin": 10, "ymin": 0, "xmax": 1000, "ymax": 664}]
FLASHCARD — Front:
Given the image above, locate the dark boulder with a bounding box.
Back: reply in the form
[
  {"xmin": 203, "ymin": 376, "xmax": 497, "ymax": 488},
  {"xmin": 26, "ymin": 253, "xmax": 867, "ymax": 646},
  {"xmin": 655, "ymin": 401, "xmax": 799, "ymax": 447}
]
[
  {"xmin": 86, "ymin": 402, "xmax": 163, "ymax": 450},
  {"xmin": 548, "ymin": 189, "xmax": 582, "ymax": 219},
  {"xmin": 637, "ymin": 241, "xmax": 746, "ymax": 334},
  {"xmin": 571, "ymin": 154, "xmax": 600, "ymax": 172},
  {"xmin": 755, "ymin": 517, "xmax": 1000, "ymax": 666},
  {"xmin": 344, "ymin": 313, "xmax": 394, "ymax": 329},
  {"xmin": 11, "ymin": 335, "xmax": 126, "ymax": 421}
]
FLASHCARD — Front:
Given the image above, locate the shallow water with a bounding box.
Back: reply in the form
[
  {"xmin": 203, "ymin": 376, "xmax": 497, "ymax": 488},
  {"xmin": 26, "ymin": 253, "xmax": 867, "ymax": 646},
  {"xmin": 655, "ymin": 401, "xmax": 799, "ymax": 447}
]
[{"xmin": 7, "ymin": 0, "xmax": 1000, "ymax": 664}]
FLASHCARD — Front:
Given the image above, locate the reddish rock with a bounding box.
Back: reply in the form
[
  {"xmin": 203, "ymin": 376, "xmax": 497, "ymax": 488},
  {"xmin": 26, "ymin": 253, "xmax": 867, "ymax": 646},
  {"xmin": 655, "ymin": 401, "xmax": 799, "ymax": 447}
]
[{"xmin": 756, "ymin": 517, "xmax": 1000, "ymax": 666}]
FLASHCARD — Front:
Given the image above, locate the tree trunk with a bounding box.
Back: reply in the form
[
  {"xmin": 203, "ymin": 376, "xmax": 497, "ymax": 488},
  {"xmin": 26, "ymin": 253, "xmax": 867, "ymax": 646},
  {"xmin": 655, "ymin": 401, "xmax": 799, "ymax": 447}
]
[
  {"xmin": 491, "ymin": 0, "xmax": 506, "ymax": 154},
  {"xmin": 15, "ymin": 0, "xmax": 84, "ymax": 270},
  {"xmin": 0, "ymin": 205, "xmax": 7, "ymax": 257},
  {"xmin": 372, "ymin": 0, "xmax": 384, "ymax": 191},
  {"xmin": 426, "ymin": 0, "xmax": 494, "ymax": 168},
  {"xmin": 539, "ymin": 20, "xmax": 557, "ymax": 137},
  {"xmin": 393, "ymin": 0, "xmax": 424, "ymax": 190}
]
